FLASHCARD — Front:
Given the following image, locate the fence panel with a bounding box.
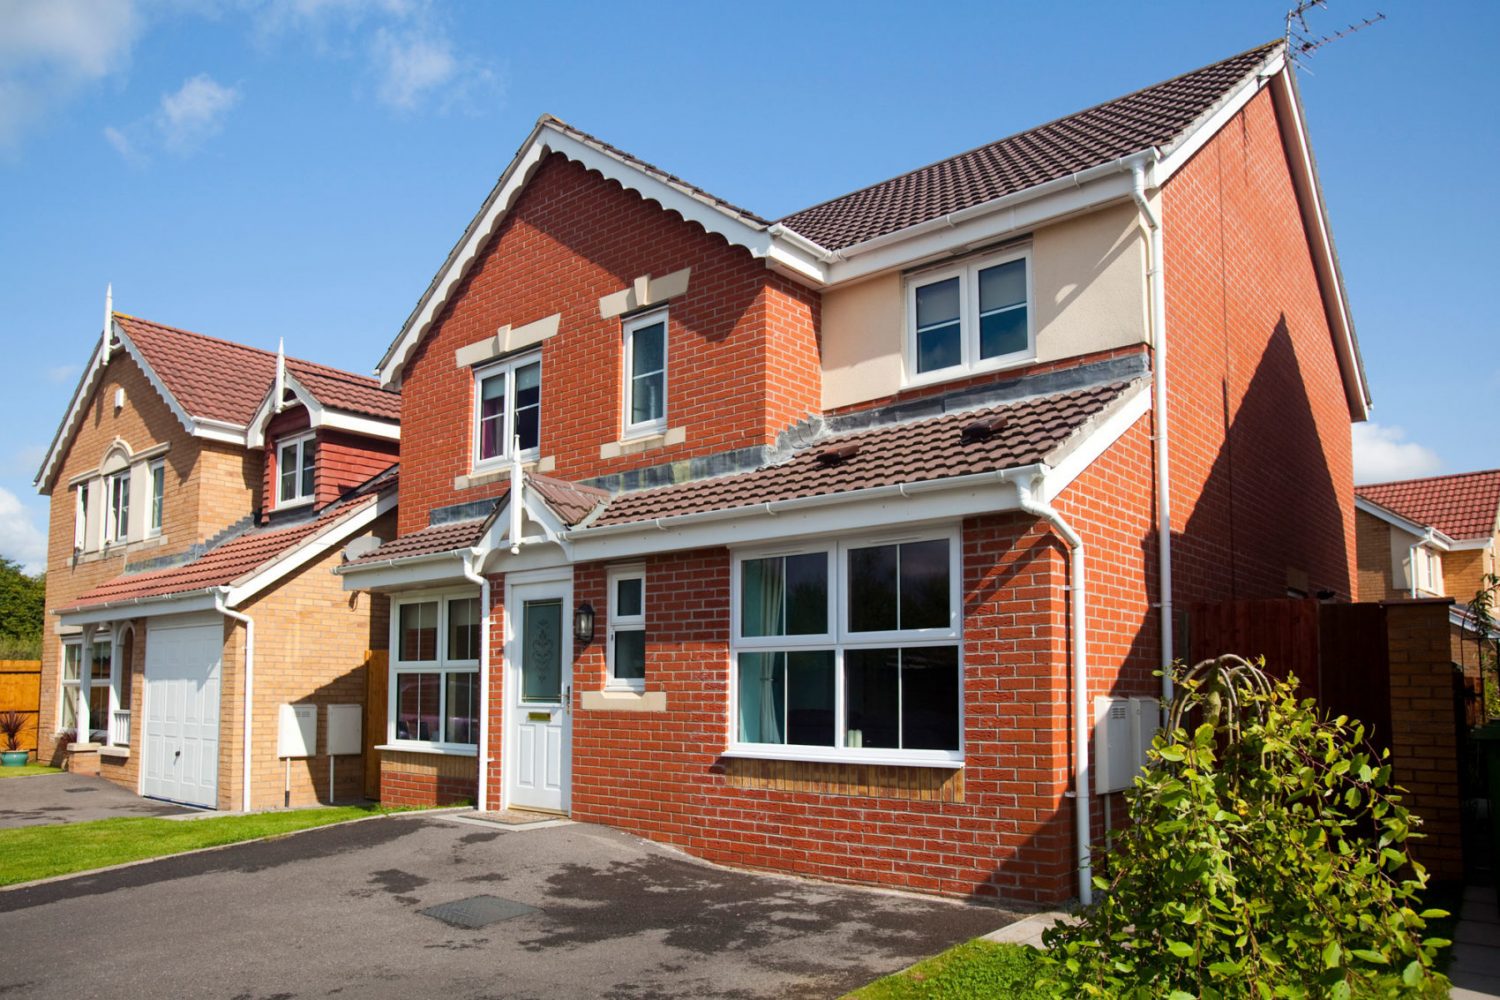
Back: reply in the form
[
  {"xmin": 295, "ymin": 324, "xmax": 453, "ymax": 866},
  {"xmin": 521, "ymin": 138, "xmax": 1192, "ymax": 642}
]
[{"xmin": 0, "ymin": 659, "xmax": 42, "ymax": 752}]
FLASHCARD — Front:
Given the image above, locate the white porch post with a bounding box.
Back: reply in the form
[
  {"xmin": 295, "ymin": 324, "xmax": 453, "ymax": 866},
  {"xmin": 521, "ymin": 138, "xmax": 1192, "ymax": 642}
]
[{"xmin": 76, "ymin": 625, "xmax": 94, "ymax": 742}]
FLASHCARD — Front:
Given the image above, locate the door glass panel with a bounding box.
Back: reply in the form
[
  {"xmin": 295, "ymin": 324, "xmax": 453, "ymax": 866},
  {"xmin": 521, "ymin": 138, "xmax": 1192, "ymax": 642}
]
[{"xmin": 521, "ymin": 599, "xmax": 562, "ymax": 703}]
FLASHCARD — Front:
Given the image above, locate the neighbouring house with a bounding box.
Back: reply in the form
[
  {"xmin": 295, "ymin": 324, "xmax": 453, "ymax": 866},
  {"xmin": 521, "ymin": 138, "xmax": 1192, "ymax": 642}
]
[
  {"xmin": 337, "ymin": 39, "xmax": 1367, "ymax": 906},
  {"xmin": 1356, "ymin": 469, "xmax": 1500, "ymax": 719},
  {"xmin": 33, "ymin": 309, "xmax": 399, "ymax": 810}
]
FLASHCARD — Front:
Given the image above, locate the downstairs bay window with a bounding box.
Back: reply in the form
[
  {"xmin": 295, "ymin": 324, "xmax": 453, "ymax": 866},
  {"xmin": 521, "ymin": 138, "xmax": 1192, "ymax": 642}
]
[
  {"xmin": 730, "ymin": 531, "xmax": 963, "ymax": 765},
  {"xmin": 390, "ymin": 593, "xmax": 481, "ymax": 750}
]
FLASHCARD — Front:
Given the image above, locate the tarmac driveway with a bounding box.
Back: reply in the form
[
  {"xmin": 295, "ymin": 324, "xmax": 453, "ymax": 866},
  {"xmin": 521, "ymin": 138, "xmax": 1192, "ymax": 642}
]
[
  {"xmin": 0, "ymin": 772, "xmax": 188, "ymax": 828},
  {"xmin": 0, "ymin": 812, "xmax": 1019, "ymax": 1000}
]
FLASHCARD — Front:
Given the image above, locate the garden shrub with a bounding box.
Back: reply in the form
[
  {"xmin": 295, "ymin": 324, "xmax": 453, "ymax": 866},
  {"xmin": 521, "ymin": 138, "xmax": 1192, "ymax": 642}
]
[{"xmin": 1042, "ymin": 656, "xmax": 1450, "ymax": 999}]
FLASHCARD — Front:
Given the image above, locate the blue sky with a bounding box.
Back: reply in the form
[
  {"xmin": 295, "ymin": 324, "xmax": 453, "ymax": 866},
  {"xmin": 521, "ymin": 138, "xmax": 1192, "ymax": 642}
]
[{"xmin": 1, "ymin": 0, "xmax": 1495, "ymax": 573}]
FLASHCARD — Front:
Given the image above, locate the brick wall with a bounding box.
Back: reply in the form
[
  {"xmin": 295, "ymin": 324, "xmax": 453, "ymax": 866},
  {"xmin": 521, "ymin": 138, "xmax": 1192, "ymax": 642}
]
[
  {"xmin": 262, "ymin": 407, "xmax": 397, "ymax": 512},
  {"xmin": 395, "ymin": 154, "xmax": 822, "ymax": 536},
  {"xmin": 381, "ymin": 750, "xmax": 477, "ymax": 807},
  {"xmin": 1443, "ymin": 545, "xmax": 1495, "ymax": 607},
  {"xmin": 1162, "ymin": 87, "xmax": 1356, "ymax": 606},
  {"xmin": 1355, "ymin": 510, "xmax": 1400, "ymax": 602}
]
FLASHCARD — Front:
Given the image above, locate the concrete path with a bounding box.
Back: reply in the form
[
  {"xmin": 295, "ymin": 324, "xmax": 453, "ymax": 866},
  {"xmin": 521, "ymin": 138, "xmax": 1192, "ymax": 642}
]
[
  {"xmin": 0, "ymin": 772, "xmax": 188, "ymax": 828},
  {"xmin": 1451, "ymin": 884, "xmax": 1500, "ymax": 999}
]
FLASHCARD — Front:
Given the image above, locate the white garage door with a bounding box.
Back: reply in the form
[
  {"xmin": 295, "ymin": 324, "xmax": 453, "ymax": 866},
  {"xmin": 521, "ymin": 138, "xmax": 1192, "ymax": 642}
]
[{"xmin": 143, "ymin": 617, "xmax": 223, "ymax": 808}]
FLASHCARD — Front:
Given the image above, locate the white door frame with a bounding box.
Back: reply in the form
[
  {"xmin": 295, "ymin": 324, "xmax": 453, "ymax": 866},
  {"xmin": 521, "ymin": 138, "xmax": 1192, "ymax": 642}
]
[{"xmin": 501, "ymin": 567, "xmax": 573, "ymax": 813}]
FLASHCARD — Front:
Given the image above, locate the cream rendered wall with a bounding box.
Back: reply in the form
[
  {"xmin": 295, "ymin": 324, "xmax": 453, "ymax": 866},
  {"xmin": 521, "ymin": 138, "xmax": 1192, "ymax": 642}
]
[{"xmin": 820, "ymin": 200, "xmax": 1150, "ymax": 410}]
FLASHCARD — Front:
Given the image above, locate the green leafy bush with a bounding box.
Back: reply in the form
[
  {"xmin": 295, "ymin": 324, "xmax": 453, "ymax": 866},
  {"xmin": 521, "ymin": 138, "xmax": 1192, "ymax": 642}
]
[{"xmin": 1042, "ymin": 658, "xmax": 1449, "ymax": 998}]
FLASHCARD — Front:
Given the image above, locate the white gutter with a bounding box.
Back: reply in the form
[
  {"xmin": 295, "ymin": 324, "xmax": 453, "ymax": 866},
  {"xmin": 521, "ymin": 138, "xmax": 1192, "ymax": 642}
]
[
  {"xmin": 460, "ymin": 550, "xmax": 492, "ymax": 813},
  {"xmin": 1131, "ymin": 162, "xmax": 1175, "ymax": 711},
  {"xmin": 1006, "ymin": 467, "xmax": 1092, "ymax": 906},
  {"xmin": 215, "ymin": 591, "xmax": 255, "ymax": 813},
  {"xmin": 765, "ymin": 223, "xmax": 841, "ymax": 264}
]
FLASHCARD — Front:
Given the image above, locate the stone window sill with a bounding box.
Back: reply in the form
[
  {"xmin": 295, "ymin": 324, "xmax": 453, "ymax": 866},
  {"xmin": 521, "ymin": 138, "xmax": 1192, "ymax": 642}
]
[
  {"xmin": 600, "ymin": 427, "xmax": 685, "ymax": 460},
  {"xmin": 455, "ymin": 457, "xmax": 555, "ymax": 491},
  {"xmin": 579, "ymin": 690, "xmax": 667, "ymax": 713}
]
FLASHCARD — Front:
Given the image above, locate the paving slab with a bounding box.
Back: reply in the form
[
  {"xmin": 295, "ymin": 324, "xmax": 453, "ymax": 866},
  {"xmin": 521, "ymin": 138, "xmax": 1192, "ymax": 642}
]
[{"xmin": 0, "ymin": 772, "xmax": 188, "ymax": 828}]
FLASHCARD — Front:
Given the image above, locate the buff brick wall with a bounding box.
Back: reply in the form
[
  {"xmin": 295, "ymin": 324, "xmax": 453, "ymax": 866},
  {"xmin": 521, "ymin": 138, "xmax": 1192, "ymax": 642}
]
[
  {"xmin": 395, "ymin": 154, "xmax": 821, "ymax": 536},
  {"xmin": 1443, "ymin": 545, "xmax": 1496, "ymax": 607},
  {"xmin": 1355, "ymin": 510, "xmax": 1401, "ymax": 602},
  {"xmin": 1161, "ymin": 87, "xmax": 1356, "ymax": 607}
]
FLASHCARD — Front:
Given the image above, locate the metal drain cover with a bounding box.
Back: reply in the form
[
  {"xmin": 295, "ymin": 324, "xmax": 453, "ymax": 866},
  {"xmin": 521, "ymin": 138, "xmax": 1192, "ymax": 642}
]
[{"xmin": 420, "ymin": 895, "xmax": 539, "ymax": 929}]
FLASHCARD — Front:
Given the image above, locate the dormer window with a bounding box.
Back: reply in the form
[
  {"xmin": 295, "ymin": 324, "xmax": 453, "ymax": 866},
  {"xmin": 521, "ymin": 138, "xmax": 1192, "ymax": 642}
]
[
  {"xmin": 277, "ymin": 432, "xmax": 316, "ymax": 507},
  {"xmin": 474, "ymin": 352, "xmax": 541, "ymax": 467},
  {"xmin": 622, "ymin": 309, "xmax": 667, "ymax": 437},
  {"xmin": 906, "ymin": 248, "xmax": 1032, "ymax": 383}
]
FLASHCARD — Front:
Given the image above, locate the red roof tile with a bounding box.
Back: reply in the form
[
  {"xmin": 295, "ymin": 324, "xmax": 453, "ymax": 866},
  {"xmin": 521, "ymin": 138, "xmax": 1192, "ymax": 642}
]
[
  {"xmin": 340, "ymin": 516, "xmax": 491, "ymax": 568},
  {"xmin": 589, "ymin": 380, "xmax": 1137, "ymax": 528},
  {"xmin": 528, "ymin": 473, "xmax": 608, "ymax": 527},
  {"xmin": 778, "ymin": 43, "xmax": 1279, "ymax": 251},
  {"xmin": 1357, "ymin": 470, "xmax": 1500, "ymax": 541},
  {"xmin": 116, "ymin": 313, "xmax": 398, "ymax": 426}
]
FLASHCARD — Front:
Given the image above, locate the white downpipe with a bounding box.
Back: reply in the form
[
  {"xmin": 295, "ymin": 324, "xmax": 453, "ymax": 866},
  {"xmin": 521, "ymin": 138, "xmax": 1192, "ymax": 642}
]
[
  {"xmin": 1008, "ymin": 469, "xmax": 1092, "ymax": 906},
  {"xmin": 215, "ymin": 592, "xmax": 255, "ymax": 813},
  {"xmin": 461, "ymin": 552, "xmax": 492, "ymax": 812},
  {"xmin": 1132, "ymin": 163, "xmax": 1175, "ymax": 711}
]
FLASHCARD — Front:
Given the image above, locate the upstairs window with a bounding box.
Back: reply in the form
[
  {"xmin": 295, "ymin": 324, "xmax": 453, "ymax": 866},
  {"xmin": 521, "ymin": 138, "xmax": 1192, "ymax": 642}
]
[
  {"xmin": 475, "ymin": 352, "xmax": 541, "ymax": 467},
  {"xmin": 104, "ymin": 470, "xmax": 129, "ymax": 544},
  {"xmin": 148, "ymin": 460, "xmax": 165, "ymax": 536},
  {"xmin": 607, "ymin": 566, "xmax": 646, "ymax": 690},
  {"xmin": 74, "ymin": 482, "xmax": 90, "ymax": 551},
  {"xmin": 622, "ymin": 309, "xmax": 667, "ymax": 436},
  {"xmin": 277, "ymin": 432, "xmax": 316, "ymax": 507},
  {"xmin": 907, "ymin": 248, "xmax": 1032, "ymax": 382}
]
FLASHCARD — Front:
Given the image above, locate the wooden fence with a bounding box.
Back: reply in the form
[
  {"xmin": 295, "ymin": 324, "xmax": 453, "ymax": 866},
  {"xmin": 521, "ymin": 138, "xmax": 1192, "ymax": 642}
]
[{"xmin": 0, "ymin": 659, "xmax": 42, "ymax": 753}]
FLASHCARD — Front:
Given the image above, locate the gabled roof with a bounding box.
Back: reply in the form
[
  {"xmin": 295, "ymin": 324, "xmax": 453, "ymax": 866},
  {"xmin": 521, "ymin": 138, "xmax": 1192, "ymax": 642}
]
[
  {"xmin": 36, "ymin": 312, "xmax": 399, "ymax": 492},
  {"xmin": 1357, "ymin": 470, "xmax": 1500, "ymax": 542},
  {"xmin": 59, "ymin": 466, "xmax": 396, "ymax": 617},
  {"xmin": 778, "ymin": 41, "xmax": 1280, "ymax": 252}
]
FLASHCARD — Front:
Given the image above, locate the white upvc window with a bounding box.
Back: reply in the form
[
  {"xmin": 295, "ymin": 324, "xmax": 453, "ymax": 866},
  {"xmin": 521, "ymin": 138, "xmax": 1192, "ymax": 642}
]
[
  {"xmin": 148, "ymin": 460, "xmax": 165, "ymax": 536},
  {"xmin": 59, "ymin": 638, "xmax": 111, "ymax": 740},
  {"xmin": 905, "ymin": 247, "xmax": 1033, "ymax": 384},
  {"xmin": 104, "ymin": 470, "xmax": 130, "ymax": 544},
  {"xmin": 277, "ymin": 432, "xmax": 316, "ymax": 508},
  {"xmin": 622, "ymin": 309, "xmax": 667, "ymax": 437},
  {"xmin": 73, "ymin": 482, "xmax": 90, "ymax": 551},
  {"xmin": 389, "ymin": 592, "xmax": 481, "ymax": 749},
  {"xmin": 729, "ymin": 529, "xmax": 963, "ymax": 766},
  {"xmin": 474, "ymin": 352, "xmax": 541, "ymax": 468},
  {"xmin": 607, "ymin": 565, "xmax": 646, "ymax": 691}
]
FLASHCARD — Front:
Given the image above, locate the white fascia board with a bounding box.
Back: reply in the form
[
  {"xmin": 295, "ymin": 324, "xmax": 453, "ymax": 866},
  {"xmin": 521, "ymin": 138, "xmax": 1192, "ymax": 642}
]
[
  {"xmin": 1040, "ymin": 382, "xmax": 1152, "ymax": 503},
  {"xmin": 1155, "ymin": 51, "xmax": 1284, "ymax": 182},
  {"xmin": 564, "ymin": 466, "xmax": 1045, "ymax": 563},
  {"xmin": 1446, "ymin": 537, "xmax": 1493, "ymax": 552},
  {"xmin": 189, "ymin": 418, "xmax": 250, "ymax": 445},
  {"xmin": 317, "ymin": 409, "xmax": 400, "ymax": 441},
  {"xmin": 57, "ymin": 589, "xmax": 222, "ymax": 628},
  {"xmin": 336, "ymin": 552, "xmax": 470, "ymax": 592},
  {"xmin": 35, "ymin": 333, "xmax": 110, "ymax": 492},
  {"xmin": 225, "ymin": 492, "xmax": 395, "ymax": 606},
  {"xmin": 1353, "ymin": 496, "xmax": 1455, "ymax": 549},
  {"xmin": 114, "ymin": 326, "xmax": 198, "ymax": 437},
  {"xmin": 821, "ymin": 160, "xmax": 1149, "ymax": 287},
  {"xmin": 247, "ymin": 373, "xmax": 398, "ymax": 446}
]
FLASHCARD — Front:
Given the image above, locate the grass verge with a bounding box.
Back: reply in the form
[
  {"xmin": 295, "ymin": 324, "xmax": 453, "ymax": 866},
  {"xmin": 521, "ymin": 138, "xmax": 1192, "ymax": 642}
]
[
  {"xmin": 0, "ymin": 764, "xmax": 63, "ymax": 779},
  {"xmin": 0, "ymin": 804, "xmax": 402, "ymax": 886},
  {"xmin": 845, "ymin": 939, "xmax": 1048, "ymax": 1000}
]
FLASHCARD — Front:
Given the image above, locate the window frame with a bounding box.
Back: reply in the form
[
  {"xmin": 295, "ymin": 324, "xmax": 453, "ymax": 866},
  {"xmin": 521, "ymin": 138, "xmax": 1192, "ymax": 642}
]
[
  {"xmin": 728, "ymin": 528, "xmax": 964, "ymax": 767},
  {"xmin": 387, "ymin": 590, "xmax": 482, "ymax": 753},
  {"xmin": 73, "ymin": 481, "xmax": 90, "ymax": 551},
  {"xmin": 606, "ymin": 565, "xmax": 647, "ymax": 692},
  {"xmin": 276, "ymin": 431, "xmax": 317, "ymax": 509},
  {"xmin": 103, "ymin": 469, "xmax": 130, "ymax": 544},
  {"xmin": 904, "ymin": 246, "xmax": 1034, "ymax": 387},
  {"xmin": 621, "ymin": 307, "xmax": 668, "ymax": 439},
  {"xmin": 148, "ymin": 459, "xmax": 165, "ymax": 537},
  {"xmin": 472, "ymin": 350, "xmax": 542, "ymax": 471}
]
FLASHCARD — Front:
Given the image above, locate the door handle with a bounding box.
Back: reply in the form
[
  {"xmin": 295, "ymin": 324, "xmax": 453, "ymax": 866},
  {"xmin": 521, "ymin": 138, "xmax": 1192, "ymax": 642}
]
[
  {"xmin": 174, "ymin": 749, "xmax": 181, "ymax": 758},
  {"xmin": 564, "ymin": 685, "xmax": 571, "ymax": 716}
]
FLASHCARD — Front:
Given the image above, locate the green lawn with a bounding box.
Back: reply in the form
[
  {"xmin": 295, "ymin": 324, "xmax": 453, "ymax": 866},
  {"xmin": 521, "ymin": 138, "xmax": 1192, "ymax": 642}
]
[
  {"xmin": 0, "ymin": 764, "xmax": 63, "ymax": 778},
  {"xmin": 0, "ymin": 804, "xmax": 400, "ymax": 885},
  {"xmin": 846, "ymin": 940, "xmax": 1049, "ymax": 1000}
]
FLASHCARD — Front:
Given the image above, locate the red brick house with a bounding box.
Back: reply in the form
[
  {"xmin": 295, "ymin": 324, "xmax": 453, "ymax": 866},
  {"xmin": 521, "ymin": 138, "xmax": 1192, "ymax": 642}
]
[
  {"xmin": 338, "ymin": 41, "xmax": 1368, "ymax": 905},
  {"xmin": 35, "ymin": 309, "xmax": 399, "ymax": 811}
]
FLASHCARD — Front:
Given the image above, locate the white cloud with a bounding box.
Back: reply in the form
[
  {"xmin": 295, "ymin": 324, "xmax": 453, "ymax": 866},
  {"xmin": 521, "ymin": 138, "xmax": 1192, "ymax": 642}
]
[
  {"xmin": 371, "ymin": 27, "xmax": 454, "ymax": 111},
  {"xmin": 1352, "ymin": 422, "xmax": 1444, "ymax": 485},
  {"xmin": 0, "ymin": 0, "xmax": 141, "ymax": 151},
  {"xmin": 0, "ymin": 487, "xmax": 46, "ymax": 574},
  {"xmin": 45, "ymin": 363, "xmax": 79, "ymax": 384},
  {"xmin": 156, "ymin": 73, "xmax": 239, "ymax": 151},
  {"xmin": 102, "ymin": 123, "xmax": 138, "ymax": 161}
]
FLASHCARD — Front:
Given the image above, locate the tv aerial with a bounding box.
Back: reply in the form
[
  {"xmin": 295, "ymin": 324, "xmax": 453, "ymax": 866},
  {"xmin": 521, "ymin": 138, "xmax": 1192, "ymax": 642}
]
[{"xmin": 1285, "ymin": 0, "xmax": 1386, "ymax": 70}]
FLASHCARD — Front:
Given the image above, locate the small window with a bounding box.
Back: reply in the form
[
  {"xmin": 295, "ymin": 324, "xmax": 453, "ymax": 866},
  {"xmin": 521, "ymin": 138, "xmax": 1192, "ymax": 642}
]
[
  {"xmin": 391, "ymin": 593, "xmax": 481, "ymax": 748},
  {"xmin": 74, "ymin": 482, "xmax": 90, "ymax": 551},
  {"xmin": 907, "ymin": 248, "xmax": 1032, "ymax": 382},
  {"xmin": 622, "ymin": 309, "xmax": 667, "ymax": 436},
  {"xmin": 148, "ymin": 460, "xmax": 165, "ymax": 536},
  {"xmin": 104, "ymin": 470, "xmax": 129, "ymax": 544},
  {"xmin": 277, "ymin": 433, "xmax": 316, "ymax": 507},
  {"xmin": 474, "ymin": 353, "xmax": 541, "ymax": 467},
  {"xmin": 607, "ymin": 567, "xmax": 646, "ymax": 690}
]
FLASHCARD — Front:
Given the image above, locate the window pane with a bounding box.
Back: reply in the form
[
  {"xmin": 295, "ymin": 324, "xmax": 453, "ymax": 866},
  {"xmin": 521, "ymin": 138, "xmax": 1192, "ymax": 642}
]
[
  {"xmin": 631, "ymin": 372, "xmax": 664, "ymax": 425},
  {"xmin": 448, "ymin": 597, "xmax": 480, "ymax": 661},
  {"xmin": 902, "ymin": 646, "xmax": 960, "ymax": 750},
  {"xmin": 444, "ymin": 672, "xmax": 478, "ymax": 745},
  {"xmin": 151, "ymin": 464, "xmax": 164, "ymax": 530},
  {"xmin": 63, "ymin": 644, "xmax": 81, "ymax": 681},
  {"xmin": 978, "ymin": 258, "xmax": 1026, "ymax": 311},
  {"xmin": 395, "ymin": 672, "xmax": 440, "ymax": 741},
  {"xmin": 915, "ymin": 276, "xmax": 960, "ymax": 328},
  {"xmin": 613, "ymin": 629, "xmax": 645, "ymax": 681},
  {"xmin": 785, "ymin": 553, "xmax": 827, "ymax": 634},
  {"xmin": 741, "ymin": 554, "xmax": 826, "ymax": 637},
  {"xmin": 916, "ymin": 322, "xmax": 961, "ymax": 373},
  {"xmin": 786, "ymin": 650, "xmax": 834, "ymax": 746},
  {"xmin": 88, "ymin": 684, "xmax": 110, "ymax": 738},
  {"xmin": 845, "ymin": 647, "xmax": 900, "ymax": 749},
  {"xmin": 399, "ymin": 602, "xmax": 438, "ymax": 661},
  {"xmin": 900, "ymin": 539, "xmax": 950, "ymax": 629},
  {"xmin": 479, "ymin": 374, "xmax": 505, "ymax": 460},
  {"xmin": 300, "ymin": 441, "xmax": 316, "ymax": 498},
  {"xmin": 60, "ymin": 685, "xmax": 77, "ymax": 729},
  {"xmin": 848, "ymin": 544, "xmax": 898, "ymax": 632},
  {"xmin": 740, "ymin": 559, "xmax": 781, "ymax": 637},
  {"xmin": 737, "ymin": 652, "xmax": 785, "ymax": 743},
  {"xmin": 514, "ymin": 362, "xmax": 541, "ymax": 452},
  {"xmin": 979, "ymin": 306, "xmax": 1028, "ymax": 359},
  {"xmin": 615, "ymin": 577, "xmax": 642, "ymax": 617},
  {"xmin": 521, "ymin": 599, "xmax": 562, "ymax": 702},
  {"xmin": 91, "ymin": 642, "xmax": 111, "ymax": 683},
  {"xmin": 631, "ymin": 321, "xmax": 665, "ymax": 376},
  {"xmin": 279, "ymin": 443, "xmax": 298, "ymax": 501}
]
